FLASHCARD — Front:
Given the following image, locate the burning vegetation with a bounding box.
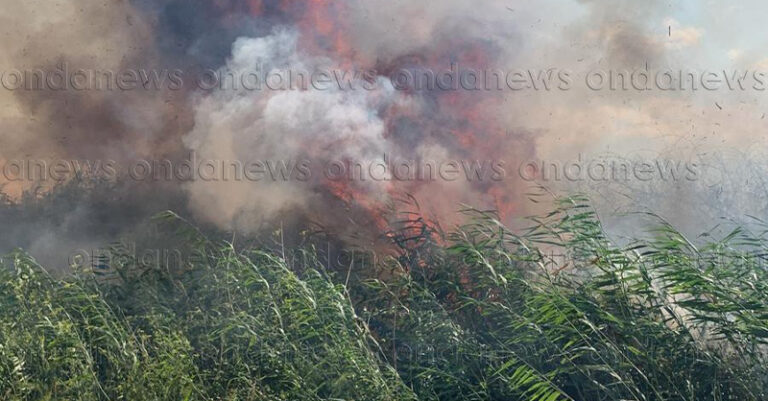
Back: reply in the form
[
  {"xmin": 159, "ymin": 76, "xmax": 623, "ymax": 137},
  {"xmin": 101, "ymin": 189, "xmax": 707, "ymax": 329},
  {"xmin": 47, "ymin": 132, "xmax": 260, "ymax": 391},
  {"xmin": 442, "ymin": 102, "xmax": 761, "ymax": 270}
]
[{"xmin": 2, "ymin": 0, "xmax": 768, "ymax": 400}]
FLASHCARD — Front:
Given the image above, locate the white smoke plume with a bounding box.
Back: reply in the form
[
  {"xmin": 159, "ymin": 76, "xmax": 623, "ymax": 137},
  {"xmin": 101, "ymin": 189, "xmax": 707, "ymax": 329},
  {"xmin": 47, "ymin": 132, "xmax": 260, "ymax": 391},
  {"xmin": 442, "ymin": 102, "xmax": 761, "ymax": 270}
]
[{"xmin": 184, "ymin": 29, "xmax": 406, "ymax": 231}]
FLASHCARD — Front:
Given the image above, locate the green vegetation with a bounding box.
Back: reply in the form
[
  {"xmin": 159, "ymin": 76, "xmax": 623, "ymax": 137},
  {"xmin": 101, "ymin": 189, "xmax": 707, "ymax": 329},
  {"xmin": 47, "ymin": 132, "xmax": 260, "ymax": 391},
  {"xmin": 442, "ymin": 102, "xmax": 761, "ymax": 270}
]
[{"xmin": 1, "ymin": 196, "xmax": 767, "ymax": 400}]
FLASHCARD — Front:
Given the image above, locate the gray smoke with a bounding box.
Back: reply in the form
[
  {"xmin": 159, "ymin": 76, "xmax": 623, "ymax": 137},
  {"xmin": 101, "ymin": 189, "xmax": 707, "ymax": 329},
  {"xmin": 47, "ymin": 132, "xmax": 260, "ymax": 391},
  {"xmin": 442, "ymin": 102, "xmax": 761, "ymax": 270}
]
[{"xmin": 1, "ymin": 0, "xmax": 767, "ymax": 267}]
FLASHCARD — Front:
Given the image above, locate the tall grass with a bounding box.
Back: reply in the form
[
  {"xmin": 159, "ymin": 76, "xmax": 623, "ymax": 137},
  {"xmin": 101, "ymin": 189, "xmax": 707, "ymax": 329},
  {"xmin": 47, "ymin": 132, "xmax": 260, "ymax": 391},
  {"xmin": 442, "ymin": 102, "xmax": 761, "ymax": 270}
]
[{"xmin": 1, "ymin": 196, "xmax": 767, "ymax": 400}]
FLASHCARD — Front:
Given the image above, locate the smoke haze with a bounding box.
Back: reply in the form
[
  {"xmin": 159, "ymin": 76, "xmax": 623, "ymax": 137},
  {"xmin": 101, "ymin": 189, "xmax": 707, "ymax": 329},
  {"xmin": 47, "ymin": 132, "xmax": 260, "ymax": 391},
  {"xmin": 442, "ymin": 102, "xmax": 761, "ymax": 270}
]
[{"xmin": 2, "ymin": 0, "xmax": 768, "ymax": 265}]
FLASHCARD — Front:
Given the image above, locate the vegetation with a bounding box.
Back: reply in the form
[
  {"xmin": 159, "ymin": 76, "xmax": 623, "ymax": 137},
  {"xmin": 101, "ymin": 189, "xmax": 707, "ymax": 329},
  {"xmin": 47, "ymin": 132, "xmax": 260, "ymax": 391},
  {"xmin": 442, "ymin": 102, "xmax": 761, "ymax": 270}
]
[{"xmin": 1, "ymin": 195, "xmax": 767, "ymax": 400}]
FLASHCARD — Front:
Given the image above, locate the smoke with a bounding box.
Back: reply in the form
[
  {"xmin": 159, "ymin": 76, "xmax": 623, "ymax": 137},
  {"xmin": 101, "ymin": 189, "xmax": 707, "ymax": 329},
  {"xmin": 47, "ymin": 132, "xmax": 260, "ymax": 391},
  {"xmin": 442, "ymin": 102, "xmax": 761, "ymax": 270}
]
[
  {"xmin": 0, "ymin": 0, "xmax": 186, "ymax": 266},
  {"xmin": 181, "ymin": 20, "xmax": 535, "ymax": 237},
  {"xmin": 183, "ymin": 29, "xmax": 401, "ymax": 231},
  {"xmin": 2, "ymin": 0, "xmax": 768, "ymax": 266}
]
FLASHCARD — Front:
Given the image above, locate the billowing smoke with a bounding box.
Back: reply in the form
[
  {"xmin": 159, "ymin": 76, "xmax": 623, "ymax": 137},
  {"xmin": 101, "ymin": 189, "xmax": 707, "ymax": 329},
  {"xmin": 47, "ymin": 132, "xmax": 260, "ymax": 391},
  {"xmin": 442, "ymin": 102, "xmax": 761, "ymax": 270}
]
[
  {"xmin": 182, "ymin": 22, "xmax": 532, "ymax": 235},
  {"xmin": 2, "ymin": 0, "xmax": 768, "ymax": 266},
  {"xmin": 183, "ymin": 29, "xmax": 399, "ymax": 231}
]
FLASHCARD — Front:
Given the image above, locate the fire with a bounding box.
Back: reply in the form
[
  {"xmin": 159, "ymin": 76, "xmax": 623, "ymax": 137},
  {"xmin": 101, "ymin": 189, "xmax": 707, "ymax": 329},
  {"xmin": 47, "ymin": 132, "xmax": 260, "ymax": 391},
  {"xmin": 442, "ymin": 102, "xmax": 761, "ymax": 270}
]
[
  {"xmin": 247, "ymin": 0, "xmax": 263, "ymax": 15},
  {"xmin": 324, "ymin": 178, "xmax": 389, "ymax": 232},
  {"xmin": 209, "ymin": 0, "xmax": 527, "ymax": 238},
  {"xmin": 290, "ymin": 0, "xmax": 356, "ymax": 63}
]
